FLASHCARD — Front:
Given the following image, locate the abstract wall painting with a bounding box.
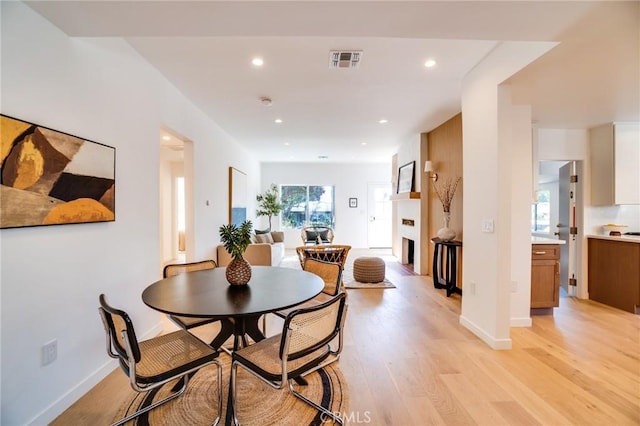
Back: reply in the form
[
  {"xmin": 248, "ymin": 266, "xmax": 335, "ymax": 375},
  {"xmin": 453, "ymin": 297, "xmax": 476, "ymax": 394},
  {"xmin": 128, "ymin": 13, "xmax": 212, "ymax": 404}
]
[
  {"xmin": 1, "ymin": 114, "xmax": 115, "ymax": 229},
  {"xmin": 229, "ymin": 167, "xmax": 247, "ymax": 226}
]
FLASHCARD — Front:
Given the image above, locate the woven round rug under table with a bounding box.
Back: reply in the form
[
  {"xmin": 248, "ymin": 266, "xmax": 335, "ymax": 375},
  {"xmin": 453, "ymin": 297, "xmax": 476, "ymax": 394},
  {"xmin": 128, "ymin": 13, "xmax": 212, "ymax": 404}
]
[
  {"xmin": 353, "ymin": 257, "xmax": 386, "ymax": 283},
  {"xmin": 114, "ymin": 353, "xmax": 349, "ymax": 425}
]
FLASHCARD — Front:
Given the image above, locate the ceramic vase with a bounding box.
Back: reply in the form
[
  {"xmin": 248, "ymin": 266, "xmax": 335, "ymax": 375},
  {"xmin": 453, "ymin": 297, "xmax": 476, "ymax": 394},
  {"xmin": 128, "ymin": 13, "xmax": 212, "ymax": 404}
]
[
  {"xmin": 437, "ymin": 211, "xmax": 456, "ymax": 241},
  {"xmin": 226, "ymin": 257, "xmax": 252, "ymax": 285}
]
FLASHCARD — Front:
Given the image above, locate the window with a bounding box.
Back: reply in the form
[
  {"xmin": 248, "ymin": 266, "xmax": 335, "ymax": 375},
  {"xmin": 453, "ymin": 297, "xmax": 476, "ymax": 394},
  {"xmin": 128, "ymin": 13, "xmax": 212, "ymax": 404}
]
[
  {"xmin": 531, "ymin": 190, "xmax": 551, "ymax": 233},
  {"xmin": 281, "ymin": 185, "xmax": 335, "ymax": 229}
]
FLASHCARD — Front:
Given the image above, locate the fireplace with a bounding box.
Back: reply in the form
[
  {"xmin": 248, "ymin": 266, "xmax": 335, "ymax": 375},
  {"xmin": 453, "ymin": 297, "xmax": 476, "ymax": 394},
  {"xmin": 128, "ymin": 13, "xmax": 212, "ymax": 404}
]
[{"xmin": 401, "ymin": 237, "xmax": 414, "ymax": 266}]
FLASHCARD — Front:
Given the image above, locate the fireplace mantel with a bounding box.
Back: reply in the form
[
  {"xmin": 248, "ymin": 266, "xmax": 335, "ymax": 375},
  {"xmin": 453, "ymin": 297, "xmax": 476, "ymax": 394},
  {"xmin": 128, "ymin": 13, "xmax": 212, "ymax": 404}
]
[{"xmin": 390, "ymin": 192, "xmax": 420, "ymax": 201}]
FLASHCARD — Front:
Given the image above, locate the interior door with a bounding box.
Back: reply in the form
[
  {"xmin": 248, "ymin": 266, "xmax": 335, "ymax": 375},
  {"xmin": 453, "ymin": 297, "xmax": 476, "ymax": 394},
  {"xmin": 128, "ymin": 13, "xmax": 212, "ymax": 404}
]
[
  {"xmin": 558, "ymin": 162, "xmax": 573, "ymax": 293},
  {"xmin": 367, "ymin": 183, "xmax": 392, "ymax": 248}
]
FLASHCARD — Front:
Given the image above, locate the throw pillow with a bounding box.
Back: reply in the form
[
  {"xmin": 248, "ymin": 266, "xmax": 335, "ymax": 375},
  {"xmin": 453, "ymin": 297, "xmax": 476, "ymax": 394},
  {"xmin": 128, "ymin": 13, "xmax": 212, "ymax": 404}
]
[
  {"xmin": 264, "ymin": 233, "xmax": 274, "ymax": 244},
  {"xmin": 255, "ymin": 228, "xmax": 270, "ymax": 235},
  {"xmin": 255, "ymin": 234, "xmax": 269, "ymax": 243},
  {"xmin": 319, "ymin": 230, "xmax": 329, "ymax": 240},
  {"xmin": 305, "ymin": 231, "xmax": 318, "ymax": 241},
  {"xmin": 271, "ymin": 231, "xmax": 284, "ymax": 242}
]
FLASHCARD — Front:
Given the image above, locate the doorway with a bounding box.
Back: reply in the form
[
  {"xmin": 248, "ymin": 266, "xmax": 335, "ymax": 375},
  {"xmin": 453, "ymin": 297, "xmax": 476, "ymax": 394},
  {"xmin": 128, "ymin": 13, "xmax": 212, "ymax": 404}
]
[
  {"xmin": 536, "ymin": 160, "xmax": 583, "ymax": 297},
  {"xmin": 367, "ymin": 183, "xmax": 392, "ymax": 248},
  {"xmin": 160, "ymin": 130, "xmax": 191, "ymax": 264}
]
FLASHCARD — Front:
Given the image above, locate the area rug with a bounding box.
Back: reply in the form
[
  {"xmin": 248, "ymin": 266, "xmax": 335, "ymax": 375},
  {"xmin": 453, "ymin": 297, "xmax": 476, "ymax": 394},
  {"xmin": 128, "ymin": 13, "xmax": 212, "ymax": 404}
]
[
  {"xmin": 114, "ymin": 353, "xmax": 348, "ymax": 426},
  {"xmin": 280, "ymin": 254, "xmax": 396, "ymax": 289},
  {"xmin": 342, "ymin": 266, "xmax": 396, "ymax": 289}
]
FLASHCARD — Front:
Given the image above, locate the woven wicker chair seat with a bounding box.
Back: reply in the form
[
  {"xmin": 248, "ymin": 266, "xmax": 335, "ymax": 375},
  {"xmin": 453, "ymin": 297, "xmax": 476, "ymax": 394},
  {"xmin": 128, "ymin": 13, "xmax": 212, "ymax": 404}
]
[
  {"xmin": 353, "ymin": 257, "xmax": 386, "ymax": 283},
  {"xmin": 135, "ymin": 330, "xmax": 218, "ymax": 380},
  {"xmin": 233, "ymin": 334, "xmax": 329, "ymax": 378}
]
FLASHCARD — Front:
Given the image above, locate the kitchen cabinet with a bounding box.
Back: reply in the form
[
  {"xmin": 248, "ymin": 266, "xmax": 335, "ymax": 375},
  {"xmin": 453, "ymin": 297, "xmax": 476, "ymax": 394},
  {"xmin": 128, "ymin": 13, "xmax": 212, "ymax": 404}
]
[
  {"xmin": 588, "ymin": 237, "xmax": 640, "ymax": 314},
  {"xmin": 589, "ymin": 123, "xmax": 640, "ymax": 205},
  {"xmin": 531, "ymin": 244, "xmax": 560, "ymax": 313}
]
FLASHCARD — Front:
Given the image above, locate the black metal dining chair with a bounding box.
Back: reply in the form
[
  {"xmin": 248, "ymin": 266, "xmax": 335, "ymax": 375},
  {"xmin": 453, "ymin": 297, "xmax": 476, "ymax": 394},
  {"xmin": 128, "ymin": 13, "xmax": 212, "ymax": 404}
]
[
  {"xmin": 163, "ymin": 259, "xmax": 222, "ymax": 330},
  {"xmin": 274, "ymin": 258, "xmax": 343, "ymax": 319},
  {"xmin": 98, "ymin": 294, "xmax": 223, "ymax": 426},
  {"xmin": 230, "ymin": 292, "xmax": 348, "ymax": 425}
]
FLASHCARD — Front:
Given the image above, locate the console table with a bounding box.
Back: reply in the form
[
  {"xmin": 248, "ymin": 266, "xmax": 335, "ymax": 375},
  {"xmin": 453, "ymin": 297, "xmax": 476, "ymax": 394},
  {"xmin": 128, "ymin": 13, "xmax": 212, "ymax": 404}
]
[{"xmin": 431, "ymin": 238, "xmax": 462, "ymax": 297}]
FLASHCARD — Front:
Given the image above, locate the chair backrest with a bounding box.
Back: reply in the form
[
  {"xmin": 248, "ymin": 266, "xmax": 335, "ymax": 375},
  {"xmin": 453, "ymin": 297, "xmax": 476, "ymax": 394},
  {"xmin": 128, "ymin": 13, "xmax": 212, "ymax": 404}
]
[
  {"xmin": 301, "ymin": 226, "xmax": 334, "ymax": 244},
  {"xmin": 281, "ymin": 292, "xmax": 347, "ymax": 361},
  {"xmin": 295, "ymin": 245, "xmax": 351, "ymax": 269},
  {"xmin": 98, "ymin": 294, "xmax": 141, "ymax": 363},
  {"xmin": 163, "ymin": 259, "xmax": 216, "ymax": 278},
  {"xmin": 303, "ymin": 258, "xmax": 343, "ymax": 296}
]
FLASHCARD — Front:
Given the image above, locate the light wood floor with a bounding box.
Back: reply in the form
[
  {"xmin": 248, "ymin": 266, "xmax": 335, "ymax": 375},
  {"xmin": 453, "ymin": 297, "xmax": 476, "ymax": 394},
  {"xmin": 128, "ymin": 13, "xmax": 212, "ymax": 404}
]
[{"xmin": 53, "ymin": 253, "xmax": 640, "ymax": 425}]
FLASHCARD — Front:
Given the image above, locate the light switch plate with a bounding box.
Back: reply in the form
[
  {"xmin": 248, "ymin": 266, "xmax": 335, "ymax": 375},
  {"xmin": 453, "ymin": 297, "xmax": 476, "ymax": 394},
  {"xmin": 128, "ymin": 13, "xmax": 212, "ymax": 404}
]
[{"xmin": 482, "ymin": 219, "xmax": 494, "ymax": 233}]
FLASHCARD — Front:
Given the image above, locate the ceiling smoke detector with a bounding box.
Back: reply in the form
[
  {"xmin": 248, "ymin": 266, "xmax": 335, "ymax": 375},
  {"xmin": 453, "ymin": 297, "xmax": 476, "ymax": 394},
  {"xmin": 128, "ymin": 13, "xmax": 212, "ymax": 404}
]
[
  {"xmin": 329, "ymin": 51, "xmax": 362, "ymax": 69},
  {"xmin": 260, "ymin": 97, "xmax": 272, "ymax": 106}
]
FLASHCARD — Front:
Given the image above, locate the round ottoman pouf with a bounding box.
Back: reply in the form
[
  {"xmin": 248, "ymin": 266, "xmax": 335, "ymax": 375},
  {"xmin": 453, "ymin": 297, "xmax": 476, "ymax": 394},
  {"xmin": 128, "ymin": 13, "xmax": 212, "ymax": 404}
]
[{"xmin": 353, "ymin": 257, "xmax": 386, "ymax": 283}]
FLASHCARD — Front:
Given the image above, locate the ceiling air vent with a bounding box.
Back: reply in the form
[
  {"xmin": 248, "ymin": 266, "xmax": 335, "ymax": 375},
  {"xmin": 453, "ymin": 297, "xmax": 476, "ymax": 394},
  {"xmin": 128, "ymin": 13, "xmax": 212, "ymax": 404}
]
[{"xmin": 329, "ymin": 50, "xmax": 362, "ymax": 69}]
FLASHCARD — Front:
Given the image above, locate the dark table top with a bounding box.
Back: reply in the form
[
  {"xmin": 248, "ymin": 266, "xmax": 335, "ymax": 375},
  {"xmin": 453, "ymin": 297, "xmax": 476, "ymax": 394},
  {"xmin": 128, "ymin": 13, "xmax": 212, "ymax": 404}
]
[{"xmin": 142, "ymin": 266, "xmax": 324, "ymax": 318}]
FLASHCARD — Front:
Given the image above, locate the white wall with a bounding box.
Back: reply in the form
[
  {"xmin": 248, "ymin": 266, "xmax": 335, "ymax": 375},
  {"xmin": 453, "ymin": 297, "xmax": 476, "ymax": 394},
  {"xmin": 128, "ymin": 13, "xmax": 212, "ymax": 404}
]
[
  {"xmin": 0, "ymin": 3, "xmax": 259, "ymax": 424},
  {"xmin": 509, "ymin": 103, "xmax": 534, "ymax": 327},
  {"xmin": 459, "ymin": 41, "xmax": 556, "ymax": 350},
  {"xmin": 261, "ymin": 162, "xmax": 391, "ymax": 248}
]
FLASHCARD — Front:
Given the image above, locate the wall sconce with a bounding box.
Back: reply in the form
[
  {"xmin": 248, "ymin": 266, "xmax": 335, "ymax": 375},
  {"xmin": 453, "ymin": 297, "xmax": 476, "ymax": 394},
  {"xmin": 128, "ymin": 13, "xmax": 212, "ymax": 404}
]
[{"xmin": 424, "ymin": 161, "xmax": 438, "ymax": 182}]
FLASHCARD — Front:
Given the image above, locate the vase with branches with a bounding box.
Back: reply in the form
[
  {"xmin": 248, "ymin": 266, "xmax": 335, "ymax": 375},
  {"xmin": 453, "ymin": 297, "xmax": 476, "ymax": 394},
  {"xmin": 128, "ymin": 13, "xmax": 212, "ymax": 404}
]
[{"xmin": 431, "ymin": 176, "xmax": 461, "ymax": 241}]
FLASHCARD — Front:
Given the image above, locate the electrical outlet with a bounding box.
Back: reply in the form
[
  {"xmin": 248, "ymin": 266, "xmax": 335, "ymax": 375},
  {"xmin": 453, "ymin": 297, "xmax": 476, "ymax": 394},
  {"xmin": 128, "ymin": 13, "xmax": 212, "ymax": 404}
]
[{"xmin": 43, "ymin": 339, "xmax": 57, "ymax": 366}]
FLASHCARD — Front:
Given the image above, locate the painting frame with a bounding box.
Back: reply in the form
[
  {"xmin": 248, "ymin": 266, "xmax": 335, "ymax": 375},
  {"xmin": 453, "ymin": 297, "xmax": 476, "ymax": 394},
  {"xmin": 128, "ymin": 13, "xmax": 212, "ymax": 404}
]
[
  {"xmin": 1, "ymin": 114, "xmax": 116, "ymax": 229},
  {"xmin": 397, "ymin": 161, "xmax": 415, "ymax": 194},
  {"xmin": 349, "ymin": 197, "xmax": 358, "ymax": 208},
  {"xmin": 228, "ymin": 166, "xmax": 247, "ymax": 226}
]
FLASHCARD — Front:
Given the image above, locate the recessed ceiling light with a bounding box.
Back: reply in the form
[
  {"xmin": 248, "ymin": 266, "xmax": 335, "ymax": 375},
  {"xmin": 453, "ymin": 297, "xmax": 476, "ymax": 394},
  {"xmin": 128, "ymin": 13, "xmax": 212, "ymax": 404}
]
[
  {"xmin": 379, "ymin": 119, "xmax": 388, "ymax": 124},
  {"xmin": 361, "ymin": 142, "xmax": 367, "ymax": 146},
  {"xmin": 274, "ymin": 118, "xmax": 283, "ymax": 124},
  {"xmin": 284, "ymin": 142, "xmax": 290, "ymax": 146},
  {"xmin": 252, "ymin": 57, "xmax": 264, "ymax": 66},
  {"xmin": 318, "ymin": 155, "xmax": 329, "ymax": 160},
  {"xmin": 424, "ymin": 59, "xmax": 437, "ymax": 68},
  {"xmin": 162, "ymin": 135, "xmax": 171, "ymax": 140}
]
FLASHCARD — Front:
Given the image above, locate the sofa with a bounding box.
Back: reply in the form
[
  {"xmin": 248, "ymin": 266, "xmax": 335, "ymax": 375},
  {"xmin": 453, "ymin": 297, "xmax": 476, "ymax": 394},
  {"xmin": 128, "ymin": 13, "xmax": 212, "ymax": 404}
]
[{"xmin": 217, "ymin": 231, "xmax": 285, "ymax": 266}]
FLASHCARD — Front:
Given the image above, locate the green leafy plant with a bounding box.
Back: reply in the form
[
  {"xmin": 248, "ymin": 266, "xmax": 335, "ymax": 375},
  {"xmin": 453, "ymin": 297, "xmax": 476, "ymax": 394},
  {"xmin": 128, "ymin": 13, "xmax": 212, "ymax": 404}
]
[
  {"xmin": 219, "ymin": 220, "xmax": 253, "ymax": 260},
  {"xmin": 256, "ymin": 184, "xmax": 282, "ymax": 231}
]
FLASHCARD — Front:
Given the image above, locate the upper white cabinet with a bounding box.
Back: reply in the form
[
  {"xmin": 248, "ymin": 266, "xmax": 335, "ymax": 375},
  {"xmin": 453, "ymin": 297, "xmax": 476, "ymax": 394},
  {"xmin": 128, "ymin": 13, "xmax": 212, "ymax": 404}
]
[{"xmin": 590, "ymin": 123, "xmax": 640, "ymax": 205}]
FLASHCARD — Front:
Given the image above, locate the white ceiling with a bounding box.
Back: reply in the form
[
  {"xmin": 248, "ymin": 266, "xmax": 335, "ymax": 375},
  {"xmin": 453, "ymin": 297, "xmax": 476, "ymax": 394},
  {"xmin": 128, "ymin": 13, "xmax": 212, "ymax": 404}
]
[{"xmin": 26, "ymin": 1, "xmax": 639, "ymax": 164}]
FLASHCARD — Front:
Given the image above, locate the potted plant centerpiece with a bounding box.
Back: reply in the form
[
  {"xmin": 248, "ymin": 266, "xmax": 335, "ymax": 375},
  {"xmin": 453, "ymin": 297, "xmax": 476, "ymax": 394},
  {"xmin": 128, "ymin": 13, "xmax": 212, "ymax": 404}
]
[{"xmin": 219, "ymin": 220, "xmax": 253, "ymax": 285}]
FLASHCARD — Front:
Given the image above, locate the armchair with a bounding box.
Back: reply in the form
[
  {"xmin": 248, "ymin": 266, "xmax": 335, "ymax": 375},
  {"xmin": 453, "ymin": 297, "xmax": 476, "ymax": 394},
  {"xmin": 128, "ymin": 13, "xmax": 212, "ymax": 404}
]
[{"xmin": 301, "ymin": 226, "xmax": 334, "ymax": 245}]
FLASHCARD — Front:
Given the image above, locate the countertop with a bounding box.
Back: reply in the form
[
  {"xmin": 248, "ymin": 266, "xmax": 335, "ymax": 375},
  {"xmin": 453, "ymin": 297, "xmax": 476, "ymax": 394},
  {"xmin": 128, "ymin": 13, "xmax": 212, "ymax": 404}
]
[
  {"xmin": 587, "ymin": 234, "xmax": 640, "ymax": 244},
  {"xmin": 531, "ymin": 236, "xmax": 566, "ymax": 245}
]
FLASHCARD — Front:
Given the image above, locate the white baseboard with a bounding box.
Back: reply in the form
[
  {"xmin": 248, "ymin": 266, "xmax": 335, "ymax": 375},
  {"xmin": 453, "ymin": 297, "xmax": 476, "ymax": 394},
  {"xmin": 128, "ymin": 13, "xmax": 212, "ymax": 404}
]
[
  {"xmin": 28, "ymin": 322, "xmax": 163, "ymax": 425},
  {"xmin": 459, "ymin": 315, "xmax": 512, "ymax": 350},
  {"xmin": 510, "ymin": 316, "xmax": 532, "ymax": 327}
]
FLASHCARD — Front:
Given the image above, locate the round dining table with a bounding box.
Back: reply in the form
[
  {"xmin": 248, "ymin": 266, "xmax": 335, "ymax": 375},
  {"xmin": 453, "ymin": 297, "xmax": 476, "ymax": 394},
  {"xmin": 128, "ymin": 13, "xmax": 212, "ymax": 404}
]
[{"xmin": 142, "ymin": 265, "xmax": 324, "ymax": 350}]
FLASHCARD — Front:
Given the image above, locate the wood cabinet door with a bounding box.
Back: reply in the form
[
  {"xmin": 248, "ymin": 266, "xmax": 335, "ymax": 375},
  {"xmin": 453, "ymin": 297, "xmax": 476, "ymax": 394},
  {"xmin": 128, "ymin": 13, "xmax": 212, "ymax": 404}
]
[
  {"xmin": 588, "ymin": 238, "xmax": 640, "ymax": 313},
  {"xmin": 531, "ymin": 259, "xmax": 560, "ymax": 308}
]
